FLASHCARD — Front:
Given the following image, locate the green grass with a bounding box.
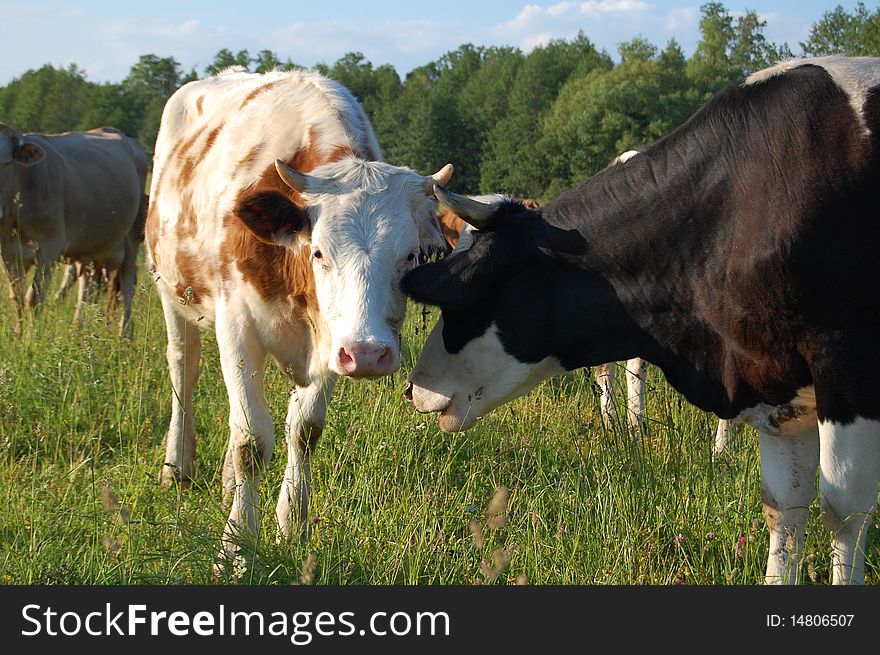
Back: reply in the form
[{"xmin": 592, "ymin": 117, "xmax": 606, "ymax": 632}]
[{"xmin": 0, "ymin": 267, "xmax": 876, "ymax": 585}]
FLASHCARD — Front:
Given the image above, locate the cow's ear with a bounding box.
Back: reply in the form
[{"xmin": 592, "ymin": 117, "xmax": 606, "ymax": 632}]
[
  {"xmin": 233, "ymin": 191, "xmax": 309, "ymax": 245},
  {"xmin": 401, "ymin": 254, "xmax": 493, "ymax": 311},
  {"xmin": 14, "ymin": 142, "xmax": 45, "ymax": 166}
]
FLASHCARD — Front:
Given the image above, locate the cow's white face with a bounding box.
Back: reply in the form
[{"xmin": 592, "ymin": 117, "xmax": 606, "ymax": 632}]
[
  {"xmin": 302, "ymin": 161, "xmax": 447, "ymax": 378},
  {"xmin": 406, "ymin": 317, "xmax": 563, "ymax": 431},
  {"xmin": 401, "ymin": 197, "xmax": 569, "ymax": 431},
  {"xmin": 234, "ymin": 158, "xmax": 450, "ymax": 379}
]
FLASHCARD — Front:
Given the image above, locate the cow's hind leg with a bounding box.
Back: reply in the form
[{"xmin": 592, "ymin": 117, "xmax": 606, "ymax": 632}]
[
  {"xmin": 117, "ymin": 236, "xmax": 138, "ymax": 336},
  {"xmin": 714, "ymin": 419, "xmax": 732, "ymax": 455},
  {"xmin": 73, "ymin": 270, "xmax": 88, "ymax": 325},
  {"xmin": 158, "ymin": 289, "xmax": 201, "ymax": 488},
  {"xmin": 54, "ymin": 263, "xmax": 76, "ymax": 301},
  {"xmin": 759, "ymin": 427, "xmax": 819, "ymax": 584},
  {"xmin": 24, "ymin": 257, "xmax": 53, "ymax": 310},
  {"xmin": 818, "ymin": 418, "xmax": 880, "ymax": 584},
  {"xmin": 624, "ymin": 357, "xmax": 648, "ymax": 433},
  {"xmin": 594, "ymin": 362, "xmax": 618, "ymax": 429},
  {"xmin": 276, "ymin": 375, "xmax": 337, "ymax": 543}
]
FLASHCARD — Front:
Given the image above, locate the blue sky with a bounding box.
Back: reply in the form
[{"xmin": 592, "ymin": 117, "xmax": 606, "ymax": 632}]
[{"xmin": 0, "ymin": 1, "xmax": 870, "ymax": 85}]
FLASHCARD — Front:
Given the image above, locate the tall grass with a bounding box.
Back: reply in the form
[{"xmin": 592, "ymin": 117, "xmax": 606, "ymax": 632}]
[{"xmin": 0, "ymin": 267, "xmax": 876, "ymax": 585}]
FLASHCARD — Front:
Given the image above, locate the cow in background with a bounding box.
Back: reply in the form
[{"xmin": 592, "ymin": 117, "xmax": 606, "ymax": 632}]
[
  {"xmin": 0, "ymin": 124, "xmax": 147, "ymax": 334},
  {"xmin": 147, "ymin": 67, "xmax": 451, "ymax": 561},
  {"xmin": 54, "ymin": 190, "xmax": 148, "ymax": 326}
]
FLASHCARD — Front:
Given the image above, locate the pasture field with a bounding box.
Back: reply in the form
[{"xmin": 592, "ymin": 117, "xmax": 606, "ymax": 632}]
[{"xmin": 0, "ymin": 264, "xmax": 877, "ymax": 585}]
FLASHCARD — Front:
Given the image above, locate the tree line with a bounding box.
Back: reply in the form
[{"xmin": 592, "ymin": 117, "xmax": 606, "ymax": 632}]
[{"xmin": 1, "ymin": 2, "xmax": 878, "ymax": 201}]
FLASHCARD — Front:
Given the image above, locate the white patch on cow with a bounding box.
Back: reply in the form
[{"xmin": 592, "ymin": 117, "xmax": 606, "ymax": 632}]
[
  {"xmin": 298, "ymin": 158, "xmax": 440, "ymax": 376},
  {"xmin": 744, "ymin": 56, "xmax": 880, "ymax": 135},
  {"xmin": 408, "ymin": 319, "xmax": 564, "ymax": 432},
  {"xmin": 817, "ymin": 417, "xmax": 880, "ymax": 584},
  {"xmin": 759, "ymin": 427, "xmax": 819, "ymax": 584},
  {"xmin": 611, "ymin": 149, "xmax": 640, "ymax": 164},
  {"xmin": 736, "ymin": 386, "xmax": 817, "ymax": 437}
]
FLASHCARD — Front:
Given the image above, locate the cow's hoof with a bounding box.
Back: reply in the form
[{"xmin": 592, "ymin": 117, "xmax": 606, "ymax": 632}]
[{"xmin": 160, "ymin": 464, "xmax": 192, "ymax": 489}]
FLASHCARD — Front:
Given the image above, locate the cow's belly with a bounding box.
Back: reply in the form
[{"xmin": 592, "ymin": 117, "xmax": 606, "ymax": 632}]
[{"xmin": 736, "ymin": 386, "xmax": 817, "ymax": 437}]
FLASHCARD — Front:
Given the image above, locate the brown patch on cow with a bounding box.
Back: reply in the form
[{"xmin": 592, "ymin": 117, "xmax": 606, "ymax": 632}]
[
  {"xmin": 218, "ymin": 129, "xmax": 370, "ymax": 304},
  {"xmin": 174, "ymin": 124, "xmax": 209, "ymax": 190},
  {"xmin": 437, "ymin": 208, "xmax": 467, "ymax": 249},
  {"xmin": 175, "ymin": 249, "xmax": 210, "ymax": 306},
  {"xmin": 223, "ymin": 222, "xmax": 316, "ymax": 305},
  {"xmin": 145, "ymin": 190, "xmax": 161, "ymax": 265},
  {"xmin": 203, "ymin": 126, "xmax": 222, "ymax": 156},
  {"xmin": 327, "ymin": 144, "xmax": 357, "ymax": 164},
  {"xmin": 196, "ymin": 95, "xmax": 205, "ymax": 115},
  {"xmin": 174, "ymin": 192, "xmax": 199, "ymax": 241},
  {"xmin": 237, "ymin": 141, "xmax": 264, "ymax": 171},
  {"xmin": 522, "ymin": 198, "xmax": 540, "ymax": 209},
  {"xmin": 761, "ymin": 500, "xmax": 782, "ymax": 533},
  {"xmin": 240, "ymin": 80, "xmax": 282, "ymax": 110}
]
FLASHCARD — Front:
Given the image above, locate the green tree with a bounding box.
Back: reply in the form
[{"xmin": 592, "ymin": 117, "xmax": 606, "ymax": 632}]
[
  {"xmin": 802, "ymin": 2, "xmax": 880, "ymax": 55},
  {"xmin": 79, "ymin": 83, "xmax": 128, "ymax": 133},
  {"xmin": 539, "ymin": 37, "xmax": 696, "ymax": 195},
  {"xmin": 0, "ymin": 64, "xmax": 89, "ymax": 133},
  {"xmin": 253, "ymin": 49, "xmax": 299, "ymax": 73},
  {"xmin": 121, "ymin": 54, "xmax": 187, "ymax": 158},
  {"xmin": 204, "ymin": 48, "xmax": 252, "ymax": 75},
  {"xmin": 687, "ymin": 3, "xmax": 788, "ymax": 98},
  {"xmin": 480, "ymin": 33, "xmax": 611, "ymax": 198}
]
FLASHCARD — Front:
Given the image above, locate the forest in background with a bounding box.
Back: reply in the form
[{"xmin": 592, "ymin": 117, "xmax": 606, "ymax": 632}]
[{"xmin": 1, "ymin": 2, "xmax": 879, "ymax": 201}]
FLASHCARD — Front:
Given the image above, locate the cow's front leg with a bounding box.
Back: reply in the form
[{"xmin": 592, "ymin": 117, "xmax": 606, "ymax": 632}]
[
  {"xmin": 759, "ymin": 428, "xmax": 819, "ymax": 584},
  {"xmin": 818, "ymin": 418, "xmax": 880, "ymax": 584},
  {"xmin": 276, "ymin": 374, "xmax": 337, "ymax": 543},
  {"xmin": 216, "ymin": 313, "xmax": 273, "ymax": 561}
]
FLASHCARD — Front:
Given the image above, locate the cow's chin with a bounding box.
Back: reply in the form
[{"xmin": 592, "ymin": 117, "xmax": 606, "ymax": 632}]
[{"xmin": 437, "ymin": 401, "xmax": 481, "ymax": 432}]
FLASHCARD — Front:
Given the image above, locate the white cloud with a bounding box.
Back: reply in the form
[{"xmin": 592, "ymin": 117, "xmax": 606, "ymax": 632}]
[
  {"xmin": 269, "ymin": 18, "xmax": 454, "ymax": 68},
  {"xmin": 488, "ymin": 1, "xmax": 704, "ymax": 56}
]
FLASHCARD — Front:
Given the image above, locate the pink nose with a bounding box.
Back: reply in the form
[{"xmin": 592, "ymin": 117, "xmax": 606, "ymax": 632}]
[{"xmin": 337, "ymin": 342, "xmax": 395, "ymax": 378}]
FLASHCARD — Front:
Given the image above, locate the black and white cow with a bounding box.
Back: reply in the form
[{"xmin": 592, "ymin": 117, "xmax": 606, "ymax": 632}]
[{"xmin": 401, "ymin": 57, "xmax": 880, "ymax": 585}]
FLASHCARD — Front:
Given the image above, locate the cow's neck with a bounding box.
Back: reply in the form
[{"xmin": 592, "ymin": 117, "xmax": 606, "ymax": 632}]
[{"xmin": 539, "ymin": 141, "xmax": 750, "ymax": 417}]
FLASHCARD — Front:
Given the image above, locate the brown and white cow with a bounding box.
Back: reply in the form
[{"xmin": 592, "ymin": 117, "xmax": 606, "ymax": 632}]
[
  {"xmin": 146, "ymin": 67, "xmax": 451, "ymax": 557},
  {"xmin": 0, "ymin": 124, "xmax": 147, "ymax": 332},
  {"xmin": 402, "ymin": 57, "xmax": 880, "ymax": 584}
]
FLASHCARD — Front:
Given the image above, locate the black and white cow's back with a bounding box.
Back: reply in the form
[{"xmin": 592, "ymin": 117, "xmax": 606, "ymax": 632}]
[{"xmin": 401, "ymin": 57, "xmax": 880, "ymax": 584}]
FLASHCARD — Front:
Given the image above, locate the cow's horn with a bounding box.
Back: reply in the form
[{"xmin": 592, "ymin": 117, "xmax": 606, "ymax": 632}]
[
  {"xmin": 275, "ymin": 159, "xmax": 308, "ymax": 192},
  {"xmin": 434, "ymin": 185, "xmax": 492, "ymax": 230},
  {"xmin": 424, "ymin": 163, "xmax": 454, "ymax": 193}
]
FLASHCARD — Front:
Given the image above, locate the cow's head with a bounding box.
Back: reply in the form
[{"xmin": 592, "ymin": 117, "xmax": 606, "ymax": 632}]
[
  {"xmin": 400, "ymin": 188, "xmax": 588, "ymax": 431},
  {"xmin": 234, "ymin": 157, "xmax": 452, "ymax": 379},
  {"xmin": 0, "ymin": 124, "xmax": 45, "ymax": 286},
  {"xmin": 0, "ymin": 124, "xmax": 45, "ymax": 220}
]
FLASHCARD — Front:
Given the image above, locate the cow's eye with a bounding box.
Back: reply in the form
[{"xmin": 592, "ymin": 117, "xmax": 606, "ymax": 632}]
[
  {"xmin": 407, "ymin": 253, "xmax": 416, "ymax": 262},
  {"xmin": 312, "ymin": 249, "xmax": 323, "ymax": 260}
]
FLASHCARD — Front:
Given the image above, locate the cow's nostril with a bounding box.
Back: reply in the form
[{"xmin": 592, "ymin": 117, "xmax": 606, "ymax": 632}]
[
  {"xmin": 338, "ymin": 347, "xmax": 354, "ymax": 367},
  {"xmin": 403, "ymin": 380, "xmax": 414, "ymax": 402}
]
